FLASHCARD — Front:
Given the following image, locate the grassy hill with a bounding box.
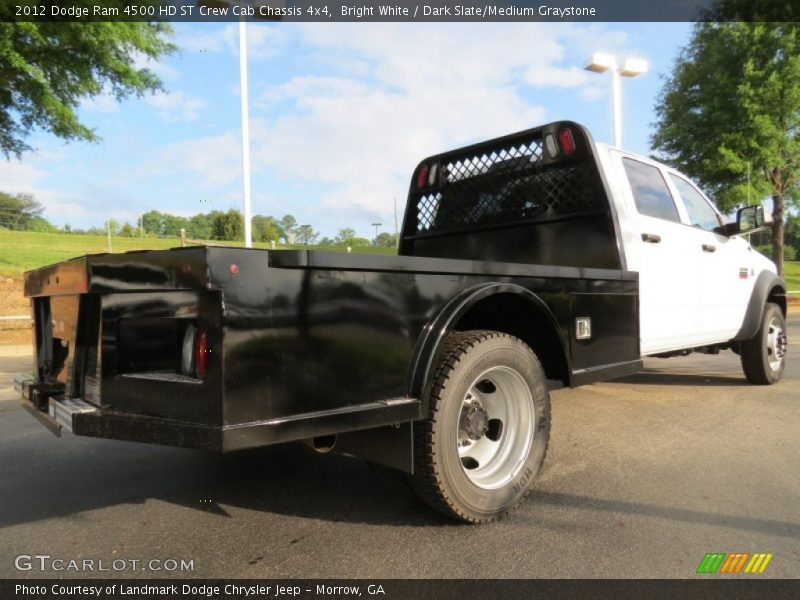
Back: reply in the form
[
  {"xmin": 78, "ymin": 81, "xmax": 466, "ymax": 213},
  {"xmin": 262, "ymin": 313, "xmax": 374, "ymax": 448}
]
[
  {"xmin": 0, "ymin": 228, "xmax": 396, "ymax": 278},
  {"xmin": 0, "ymin": 229, "xmax": 397, "ymax": 341},
  {"xmin": 785, "ymin": 260, "xmax": 800, "ymax": 291}
]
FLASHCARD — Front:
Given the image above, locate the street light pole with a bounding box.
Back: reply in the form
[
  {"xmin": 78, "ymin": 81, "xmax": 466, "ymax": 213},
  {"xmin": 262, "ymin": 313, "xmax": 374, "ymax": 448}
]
[
  {"xmin": 611, "ymin": 67, "xmax": 621, "ymax": 148},
  {"xmin": 371, "ymin": 222, "xmax": 382, "ymax": 239},
  {"xmin": 584, "ymin": 53, "xmax": 647, "ymax": 148},
  {"xmin": 239, "ymin": 18, "xmax": 253, "ymax": 248}
]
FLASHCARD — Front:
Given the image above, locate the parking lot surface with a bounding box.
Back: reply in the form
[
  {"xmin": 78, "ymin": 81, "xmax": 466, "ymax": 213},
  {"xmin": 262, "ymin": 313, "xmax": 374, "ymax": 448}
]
[{"xmin": 1, "ymin": 317, "xmax": 798, "ymax": 578}]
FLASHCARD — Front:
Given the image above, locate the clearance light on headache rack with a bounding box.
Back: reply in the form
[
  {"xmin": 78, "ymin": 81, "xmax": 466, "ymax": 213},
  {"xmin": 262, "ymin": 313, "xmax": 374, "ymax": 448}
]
[
  {"xmin": 544, "ymin": 133, "xmax": 559, "ymax": 159},
  {"xmin": 559, "ymin": 127, "xmax": 576, "ymax": 156},
  {"xmin": 416, "ymin": 164, "xmax": 429, "ymax": 189},
  {"xmin": 427, "ymin": 163, "xmax": 438, "ymax": 186}
]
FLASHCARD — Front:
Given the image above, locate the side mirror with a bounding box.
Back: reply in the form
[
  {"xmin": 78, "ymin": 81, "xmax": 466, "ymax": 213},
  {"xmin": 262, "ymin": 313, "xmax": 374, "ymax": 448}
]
[{"xmin": 717, "ymin": 205, "xmax": 773, "ymax": 237}]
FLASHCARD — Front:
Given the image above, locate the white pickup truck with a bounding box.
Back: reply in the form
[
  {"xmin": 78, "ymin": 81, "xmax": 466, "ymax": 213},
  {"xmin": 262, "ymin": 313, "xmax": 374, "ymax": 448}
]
[{"xmin": 16, "ymin": 121, "xmax": 787, "ymax": 523}]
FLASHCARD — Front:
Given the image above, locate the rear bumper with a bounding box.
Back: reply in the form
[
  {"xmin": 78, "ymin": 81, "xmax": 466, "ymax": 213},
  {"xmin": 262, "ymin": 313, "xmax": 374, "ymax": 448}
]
[{"xmin": 15, "ymin": 373, "xmax": 421, "ymax": 452}]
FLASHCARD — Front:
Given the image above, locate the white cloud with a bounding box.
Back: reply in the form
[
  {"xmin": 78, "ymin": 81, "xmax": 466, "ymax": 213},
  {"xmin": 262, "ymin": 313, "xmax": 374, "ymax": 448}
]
[
  {"xmin": 131, "ymin": 23, "xmax": 636, "ymax": 234},
  {"xmin": 246, "ymin": 23, "xmax": 630, "ymax": 224},
  {"xmin": 146, "ymin": 90, "xmax": 207, "ymax": 122},
  {"xmin": 81, "ymin": 93, "xmax": 119, "ymax": 113},
  {"xmin": 0, "ymin": 153, "xmax": 90, "ymax": 221},
  {"xmin": 133, "ymin": 51, "xmax": 179, "ymax": 81},
  {"xmin": 141, "ymin": 131, "xmax": 242, "ymax": 187}
]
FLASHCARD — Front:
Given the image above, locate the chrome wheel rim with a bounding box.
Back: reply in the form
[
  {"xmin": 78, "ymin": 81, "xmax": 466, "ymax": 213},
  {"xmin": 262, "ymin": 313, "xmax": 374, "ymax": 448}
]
[
  {"xmin": 456, "ymin": 366, "xmax": 535, "ymax": 490},
  {"xmin": 766, "ymin": 317, "xmax": 787, "ymax": 372}
]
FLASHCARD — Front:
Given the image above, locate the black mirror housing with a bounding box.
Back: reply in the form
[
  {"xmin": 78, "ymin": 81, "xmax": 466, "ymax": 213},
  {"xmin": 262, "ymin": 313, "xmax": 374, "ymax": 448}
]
[{"xmin": 716, "ymin": 205, "xmax": 772, "ymax": 237}]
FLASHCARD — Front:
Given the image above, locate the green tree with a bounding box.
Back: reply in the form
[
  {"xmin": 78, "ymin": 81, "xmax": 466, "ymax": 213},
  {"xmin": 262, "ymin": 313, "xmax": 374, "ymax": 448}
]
[
  {"xmin": 0, "ymin": 18, "xmax": 175, "ymax": 158},
  {"xmin": 119, "ymin": 222, "xmax": 135, "ymax": 237},
  {"xmin": 141, "ymin": 210, "xmax": 166, "ymax": 236},
  {"xmin": 280, "ymin": 214, "xmax": 297, "ymax": 242},
  {"xmin": 651, "ymin": 22, "xmax": 800, "ymax": 275},
  {"xmin": 212, "ymin": 209, "xmax": 243, "ymax": 241},
  {"xmin": 374, "ymin": 232, "xmax": 397, "ymax": 247},
  {"xmin": 252, "ymin": 215, "xmax": 284, "ymax": 243},
  {"xmin": 335, "ymin": 228, "xmax": 357, "ymax": 245},
  {"xmin": 188, "ymin": 212, "xmax": 216, "ymax": 240},
  {"xmin": 295, "ymin": 224, "xmax": 319, "ymax": 245},
  {"xmin": 0, "ymin": 191, "xmax": 44, "ymax": 229}
]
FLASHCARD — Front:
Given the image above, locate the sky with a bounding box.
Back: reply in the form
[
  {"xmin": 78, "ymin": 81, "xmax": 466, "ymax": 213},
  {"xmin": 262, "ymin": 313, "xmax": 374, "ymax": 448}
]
[{"xmin": 1, "ymin": 21, "xmax": 693, "ymax": 239}]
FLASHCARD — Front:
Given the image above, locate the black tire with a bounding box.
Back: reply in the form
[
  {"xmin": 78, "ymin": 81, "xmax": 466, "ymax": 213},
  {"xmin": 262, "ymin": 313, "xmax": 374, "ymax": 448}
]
[
  {"xmin": 741, "ymin": 302, "xmax": 787, "ymax": 385},
  {"xmin": 409, "ymin": 330, "xmax": 551, "ymax": 523}
]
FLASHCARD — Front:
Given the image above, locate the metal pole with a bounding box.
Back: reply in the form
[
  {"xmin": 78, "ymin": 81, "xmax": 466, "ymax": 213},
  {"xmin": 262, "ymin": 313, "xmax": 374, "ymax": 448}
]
[
  {"xmin": 611, "ymin": 67, "xmax": 622, "ymax": 147},
  {"xmin": 239, "ymin": 18, "xmax": 253, "ymax": 248},
  {"xmin": 394, "ymin": 197, "xmax": 399, "ymax": 249}
]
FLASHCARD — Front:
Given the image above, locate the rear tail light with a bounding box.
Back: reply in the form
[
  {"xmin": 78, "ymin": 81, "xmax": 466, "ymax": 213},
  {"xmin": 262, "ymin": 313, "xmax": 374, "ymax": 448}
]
[
  {"xmin": 181, "ymin": 323, "xmax": 208, "ymax": 379},
  {"xmin": 195, "ymin": 328, "xmax": 208, "ymax": 379}
]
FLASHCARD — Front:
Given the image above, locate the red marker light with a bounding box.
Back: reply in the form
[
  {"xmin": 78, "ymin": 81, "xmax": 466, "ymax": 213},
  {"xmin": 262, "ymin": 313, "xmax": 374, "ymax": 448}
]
[
  {"xmin": 229, "ymin": 264, "xmax": 239, "ymax": 274},
  {"xmin": 182, "ymin": 264, "xmax": 192, "ymax": 274},
  {"xmin": 195, "ymin": 329, "xmax": 208, "ymax": 378},
  {"xmin": 417, "ymin": 164, "xmax": 429, "ymax": 189},
  {"xmin": 559, "ymin": 128, "xmax": 576, "ymax": 155}
]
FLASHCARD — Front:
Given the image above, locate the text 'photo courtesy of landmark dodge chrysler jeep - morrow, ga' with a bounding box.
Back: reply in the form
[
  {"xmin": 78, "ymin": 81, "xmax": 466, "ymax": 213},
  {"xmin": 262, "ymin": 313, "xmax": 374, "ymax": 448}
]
[{"xmin": 14, "ymin": 121, "xmax": 787, "ymax": 523}]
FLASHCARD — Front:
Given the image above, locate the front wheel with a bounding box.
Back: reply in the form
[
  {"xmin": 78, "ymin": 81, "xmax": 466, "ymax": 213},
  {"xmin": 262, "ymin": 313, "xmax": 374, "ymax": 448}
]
[
  {"xmin": 409, "ymin": 330, "xmax": 550, "ymax": 523},
  {"xmin": 740, "ymin": 302, "xmax": 787, "ymax": 385}
]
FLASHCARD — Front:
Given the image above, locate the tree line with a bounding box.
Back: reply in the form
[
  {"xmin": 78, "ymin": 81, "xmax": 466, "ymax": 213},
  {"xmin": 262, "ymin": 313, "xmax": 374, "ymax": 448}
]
[{"xmin": 0, "ymin": 194, "xmax": 399, "ymax": 248}]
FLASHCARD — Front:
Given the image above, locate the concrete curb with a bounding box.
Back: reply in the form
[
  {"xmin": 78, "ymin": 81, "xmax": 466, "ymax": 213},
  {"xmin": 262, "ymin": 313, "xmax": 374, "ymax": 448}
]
[{"xmin": 0, "ymin": 345, "xmax": 33, "ymax": 357}]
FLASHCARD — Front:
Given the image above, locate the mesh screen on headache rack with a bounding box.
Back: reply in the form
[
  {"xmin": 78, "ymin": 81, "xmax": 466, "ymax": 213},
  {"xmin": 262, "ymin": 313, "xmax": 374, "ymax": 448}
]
[{"xmin": 410, "ymin": 128, "xmax": 604, "ymax": 238}]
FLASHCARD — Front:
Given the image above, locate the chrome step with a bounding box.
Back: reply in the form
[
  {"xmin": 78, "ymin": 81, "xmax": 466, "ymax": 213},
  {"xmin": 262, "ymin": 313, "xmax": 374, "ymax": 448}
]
[
  {"xmin": 13, "ymin": 373, "xmax": 34, "ymax": 394},
  {"xmin": 48, "ymin": 397, "xmax": 98, "ymax": 432}
]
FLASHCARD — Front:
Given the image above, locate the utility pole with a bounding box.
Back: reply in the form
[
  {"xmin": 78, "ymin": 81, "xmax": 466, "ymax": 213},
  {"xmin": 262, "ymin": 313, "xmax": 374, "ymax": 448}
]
[
  {"xmin": 394, "ymin": 198, "xmax": 399, "ymax": 249},
  {"xmin": 106, "ymin": 220, "xmax": 112, "ymax": 253},
  {"xmin": 239, "ymin": 18, "xmax": 253, "ymax": 248},
  {"xmin": 371, "ymin": 222, "xmax": 382, "ymax": 240}
]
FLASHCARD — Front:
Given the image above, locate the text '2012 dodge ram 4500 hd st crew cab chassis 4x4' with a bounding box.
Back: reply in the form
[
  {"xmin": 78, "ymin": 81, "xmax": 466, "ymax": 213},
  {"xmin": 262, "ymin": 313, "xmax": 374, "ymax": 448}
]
[{"xmin": 15, "ymin": 121, "xmax": 787, "ymax": 523}]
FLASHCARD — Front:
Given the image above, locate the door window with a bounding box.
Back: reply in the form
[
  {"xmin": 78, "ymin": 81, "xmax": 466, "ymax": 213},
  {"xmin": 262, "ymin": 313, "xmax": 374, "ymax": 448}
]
[
  {"xmin": 669, "ymin": 174, "xmax": 722, "ymax": 231},
  {"xmin": 622, "ymin": 158, "xmax": 681, "ymax": 223}
]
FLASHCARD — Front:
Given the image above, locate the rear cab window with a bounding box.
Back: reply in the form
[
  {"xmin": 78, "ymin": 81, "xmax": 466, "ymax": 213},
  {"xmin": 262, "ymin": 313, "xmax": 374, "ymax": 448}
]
[{"xmin": 621, "ymin": 158, "xmax": 681, "ymax": 223}]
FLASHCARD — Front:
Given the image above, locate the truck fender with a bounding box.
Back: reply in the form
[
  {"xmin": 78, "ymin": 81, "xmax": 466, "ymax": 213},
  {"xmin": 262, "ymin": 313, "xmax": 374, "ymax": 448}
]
[
  {"xmin": 733, "ymin": 271, "xmax": 787, "ymax": 342},
  {"xmin": 406, "ymin": 282, "xmax": 570, "ymax": 405}
]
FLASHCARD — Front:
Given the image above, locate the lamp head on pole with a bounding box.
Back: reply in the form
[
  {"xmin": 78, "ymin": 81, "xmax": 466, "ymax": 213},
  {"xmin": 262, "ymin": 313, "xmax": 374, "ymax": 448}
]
[
  {"xmin": 619, "ymin": 58, "xmax": 648, "ymax": 78},
  {"xmin": 584, "ymin": 53, "xmax": 617, "ymax": 73}
]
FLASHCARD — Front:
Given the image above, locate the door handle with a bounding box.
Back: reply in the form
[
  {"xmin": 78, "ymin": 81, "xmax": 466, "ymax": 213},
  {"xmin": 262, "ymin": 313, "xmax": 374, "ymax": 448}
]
[
  {"xmin": 641, "ymin": 233, "xmax": 661, "ymax": 243},
  {"xmin": 702, "ymin": 244, "xmax": 716, "ymax": 253}
]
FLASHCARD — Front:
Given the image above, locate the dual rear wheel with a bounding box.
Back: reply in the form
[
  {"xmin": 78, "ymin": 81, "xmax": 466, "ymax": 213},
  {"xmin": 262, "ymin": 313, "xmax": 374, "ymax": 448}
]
[{"xmin": 408, "ymin": 330, "xmax": 551, "ymax": 523}]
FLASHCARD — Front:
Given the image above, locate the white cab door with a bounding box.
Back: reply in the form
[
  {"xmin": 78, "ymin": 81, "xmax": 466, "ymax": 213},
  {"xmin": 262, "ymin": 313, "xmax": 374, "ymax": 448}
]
[
  {"xmin": 665, "ymin": 173, "xmax": 756, "ymax": 341},
  {"xmin": 617, "ymin": 156, "xmax": 706, "ymax": 354}
]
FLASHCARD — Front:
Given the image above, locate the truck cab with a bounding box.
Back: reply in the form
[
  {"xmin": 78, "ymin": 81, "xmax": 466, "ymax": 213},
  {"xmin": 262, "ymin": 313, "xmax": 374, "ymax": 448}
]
[{"xmin": 595, "ymin": 143, "xmax": 779, "ymax": 355}]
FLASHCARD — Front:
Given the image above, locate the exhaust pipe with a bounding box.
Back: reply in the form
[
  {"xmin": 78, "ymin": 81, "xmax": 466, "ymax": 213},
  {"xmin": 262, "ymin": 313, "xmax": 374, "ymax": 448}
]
[{"xmin": 305, "ymin": 434, "xmax": 337, "ymax": 453}]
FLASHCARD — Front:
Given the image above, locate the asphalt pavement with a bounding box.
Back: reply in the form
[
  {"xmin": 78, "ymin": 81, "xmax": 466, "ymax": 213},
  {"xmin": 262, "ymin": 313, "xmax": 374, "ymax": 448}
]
[{"xmin": 0, "ymin": 318, "xmax": 798, "ymax": 579}]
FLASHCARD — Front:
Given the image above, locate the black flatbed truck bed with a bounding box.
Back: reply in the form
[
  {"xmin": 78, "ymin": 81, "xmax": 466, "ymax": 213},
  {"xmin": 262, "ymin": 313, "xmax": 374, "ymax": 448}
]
[{"xmin": 16, "ymin": 121, "xmax": 646, "ymax": 522}]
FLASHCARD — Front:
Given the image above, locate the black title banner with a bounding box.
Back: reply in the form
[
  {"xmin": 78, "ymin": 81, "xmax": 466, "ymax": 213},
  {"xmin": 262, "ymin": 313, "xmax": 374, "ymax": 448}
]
[
  {"xmin": 3, "ymin": 579, "xmax": 800, "ymax": 600},
  {"xmin": 2, "ymin": 0, "xmax": 799, "ymax": 22}
]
